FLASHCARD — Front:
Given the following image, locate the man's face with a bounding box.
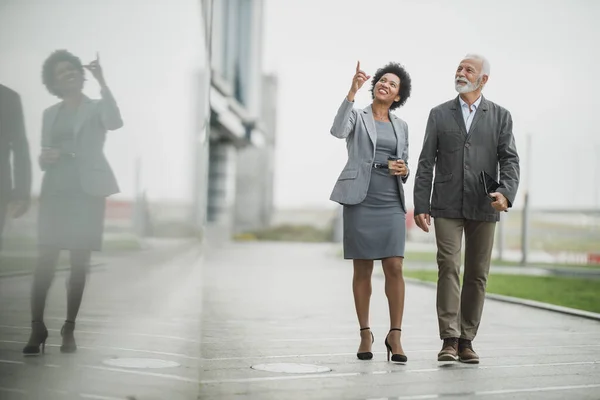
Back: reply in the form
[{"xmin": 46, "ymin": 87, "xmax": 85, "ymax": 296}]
[{"xmin": 455, "ymin": 59, "xmax": 487, "ymax": 94}]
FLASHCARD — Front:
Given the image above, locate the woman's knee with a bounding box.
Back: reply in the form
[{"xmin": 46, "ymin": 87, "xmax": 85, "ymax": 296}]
[
  {"xmin": 70, "ymin": 250, "xmax": 91, "ymax": 268},
  {"xmin": 382, "ymin": 257, "xmax": 404, "ymax": 278},
  {"xmin": 353, "ymin": 260, "xmax": 373, "ymax": 280},
  {"xmin": 69, "ymin": 250, "xmax": 91, "ymax": 279},
  {"xmin": 37, "ymin": 246, "xmax": 60, "ymax": 267},
  {"xmin": 34, "ymin": 247, "xmax": 60, "ymax": 280}
]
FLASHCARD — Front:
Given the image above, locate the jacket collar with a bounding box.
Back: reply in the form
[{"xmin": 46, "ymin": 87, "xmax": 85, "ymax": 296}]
[
  {"xmin": 450, "ymin": 95, "xmax": 489, "ymax": 136},
  {"xmin": 361, "ymin": 104, "xmax": 403, "ymax": 155}
]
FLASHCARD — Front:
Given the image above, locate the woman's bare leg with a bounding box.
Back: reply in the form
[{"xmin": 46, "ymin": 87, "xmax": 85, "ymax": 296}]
[
  {"xmin": 382, "ymin": 256, "xmax": 405, "ymax": 355},
  {"xmin": 353, "ymin": 259, "xmax": 374, "ymax": 352}
]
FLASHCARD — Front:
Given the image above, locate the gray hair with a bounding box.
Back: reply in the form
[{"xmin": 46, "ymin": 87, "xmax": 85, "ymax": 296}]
[{"xmin": 464, "ymin": 53, "xmax": 491, "ymax": 76}]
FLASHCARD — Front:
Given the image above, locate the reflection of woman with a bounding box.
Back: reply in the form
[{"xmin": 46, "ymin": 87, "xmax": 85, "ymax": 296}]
[
  {"xmin": 23, "ymin": 50, "xmax": 123, "ymax": 355},
  {"xmin": 329, "ymin": 61, "xmax": 412, "ymax": 363}
]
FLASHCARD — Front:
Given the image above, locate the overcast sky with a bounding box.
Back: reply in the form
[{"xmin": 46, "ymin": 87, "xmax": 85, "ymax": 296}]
[{"xmin": 263, "ymin": 0, "xmax": 600, "ymax": 210}]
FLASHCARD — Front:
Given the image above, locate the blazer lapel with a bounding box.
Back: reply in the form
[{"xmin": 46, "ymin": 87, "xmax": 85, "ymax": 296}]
[
  {"xmin": 42, "ymin": 104, "xmax": 60, "ymax": 147},
  {"xmin": 362, "ymin": 105, "xmax": 377, "ymax": 148},
  {"xmin": 466, "ymin": 96, "xmax": 488, "ymax": 138},
  {"xmin": 73, "ymin": 96, "xmax": 93, "ymax": 140},
  {"xmin": 390, "ymin": 115, "xmax": 404, "ymax": 159},
  {"xmin": 450, "ymin": 96, "xmax": 467, "ymax": 135}
]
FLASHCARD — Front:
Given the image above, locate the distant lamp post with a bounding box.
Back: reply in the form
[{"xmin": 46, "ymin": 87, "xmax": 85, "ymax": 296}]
[
  {"xmin": 596, "ymin": 144, "xmax": 600, "ymax": 210},
  {"xmin": 520, "ymin": 133, "xmax": 532, "ymax": 266}
]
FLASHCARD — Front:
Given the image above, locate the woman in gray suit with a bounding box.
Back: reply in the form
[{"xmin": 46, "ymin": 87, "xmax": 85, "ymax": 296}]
[
  {"xmin": 23, "ymin": 50, "xmax": 123, "ymax": 355},
  {"xmin": 330, "ymin": 61, "xmax": 411, "ymax": 363}
]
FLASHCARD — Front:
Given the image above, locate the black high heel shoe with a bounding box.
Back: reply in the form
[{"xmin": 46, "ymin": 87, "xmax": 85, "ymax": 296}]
[
  {"xmin": 357, "ymin": 327, "xmax": 374, "ymax": 360},
  {"xmin": 384, "ymin": 328, "xmax": 407, "ymax": 363},
  {"xmin": 22, "ymin": 321, "xmax": 48, "ymax": 356},
  {"xmin": 60, "ymin": 320, "xmax": 77, "ymax": 353}
]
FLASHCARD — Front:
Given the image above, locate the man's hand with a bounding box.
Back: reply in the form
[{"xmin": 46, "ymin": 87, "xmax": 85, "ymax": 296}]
[
  {"xmin": 84, "ymin": 52, "xmax": 106, "ymax": 87},
  {"xmin": 8, "ymin": 200, "xmax": 30, "ymax": 218},
  {"xmin": 490, "ymin": 192, "xmax": 509, "ymax": 212},
  {"xmin": 389, "ymin": 160, "xmax": 408, "ymax": 177},
  {"xmin": 414, "ymin": 213, "xmax": 431, "ymax": 233},
  {"xmin": 347, "ymin": 61, "xmax": 371, "ymax": 102}
]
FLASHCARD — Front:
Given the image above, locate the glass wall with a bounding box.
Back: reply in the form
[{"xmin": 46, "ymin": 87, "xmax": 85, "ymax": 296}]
[{"xmin": 0, "ymin": 0, "xmax": 211, "ymax": 239}]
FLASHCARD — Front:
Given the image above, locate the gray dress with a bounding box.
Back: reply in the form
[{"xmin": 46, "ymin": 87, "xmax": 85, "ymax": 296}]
[
  {"xmin": 342, "ymin": 121, "xmax": 406, "ymax": 259},
  {"xmin": 38, "ymin": 105, "xmax": 106, "ymax": 251}
]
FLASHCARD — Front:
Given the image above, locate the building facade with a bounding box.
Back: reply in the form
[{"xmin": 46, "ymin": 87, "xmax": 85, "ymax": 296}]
[{"xmin": 207, "ymin": 0, "xmax": 276, "ymax": 237}]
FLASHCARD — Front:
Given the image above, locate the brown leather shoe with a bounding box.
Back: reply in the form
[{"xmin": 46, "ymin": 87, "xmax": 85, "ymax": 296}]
[
  {"xmin": 437, "ymin": 337, "xmax": 459, "ymax": 361},
  {"xmin": 458, "ymin": 339, "xmax": 479, "ymax": 364}
]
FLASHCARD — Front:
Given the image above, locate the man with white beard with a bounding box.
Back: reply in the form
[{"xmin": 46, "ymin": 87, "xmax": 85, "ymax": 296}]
[{"xmin": 413, "ymin": 54, "xmax": 520, "ymax": 363}]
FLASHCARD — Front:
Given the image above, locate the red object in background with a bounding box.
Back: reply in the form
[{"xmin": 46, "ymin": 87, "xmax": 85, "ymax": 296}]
[
  {"xmin": 104, "ymin": 200, "xmax": 132, "ymax": 220},
  {"xmin": 587, "ymin": 253, "xmax": 600, "ymax": 265}
]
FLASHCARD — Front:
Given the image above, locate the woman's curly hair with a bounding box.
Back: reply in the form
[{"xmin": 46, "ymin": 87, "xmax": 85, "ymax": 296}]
[
  {"xmin": 369, "ymin": 62, "xmax": 412, "ymax": 110},
  {"xmin": 42, "ymin": 50, "xmax": 84, "ymax": 97}
]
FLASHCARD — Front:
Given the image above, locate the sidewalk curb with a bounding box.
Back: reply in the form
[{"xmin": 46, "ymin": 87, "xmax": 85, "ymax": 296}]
[
  {"xmin": 403, "ymin": 277, "xmax": 600, "ymax": 322},
  {"xmin": 407, "ymin": 261, "xmax": 600, "ymax": 279}
]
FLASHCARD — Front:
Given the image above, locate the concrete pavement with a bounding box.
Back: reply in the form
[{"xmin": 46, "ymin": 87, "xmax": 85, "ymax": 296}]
[
  {"xmin": 1, "ymin": 239, "xmax": 599, "ymax": 399},
  {"xmin": 0, "ymin": 238, "xmax": 203, "ymax": 400},
  {"xmin": 200, "ymin": 241, "xmax": 600, "ymax": 400}
]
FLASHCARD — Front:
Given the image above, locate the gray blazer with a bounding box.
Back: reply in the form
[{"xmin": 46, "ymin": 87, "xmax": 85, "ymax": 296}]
[
  {"xmin": 41, "ymin": 87, "xmax": 123, "ymax": 197},
  {"xmin": 414, "ymin": 96, "xmax": 520, "ymax": 222},
  {"xmin": 329, "ymin": 98, "xmax": 410, "ymax": 212}
]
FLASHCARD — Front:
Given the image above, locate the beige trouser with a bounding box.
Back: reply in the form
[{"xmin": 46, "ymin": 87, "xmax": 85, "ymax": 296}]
[{"xmin": 434, "ymin": 217, "xmax": 496, "ymax": 341}]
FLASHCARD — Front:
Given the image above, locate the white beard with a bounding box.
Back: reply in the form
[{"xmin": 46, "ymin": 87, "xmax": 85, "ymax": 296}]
[{"xmin": 455, "ymin": 76, "xmax": 482, "ymax": 94}]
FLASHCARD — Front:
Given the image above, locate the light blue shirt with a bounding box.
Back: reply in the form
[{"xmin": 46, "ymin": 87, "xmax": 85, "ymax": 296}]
[{"xmin": 459, "ymin": 95, "xmax": 482, "ymax": 133}]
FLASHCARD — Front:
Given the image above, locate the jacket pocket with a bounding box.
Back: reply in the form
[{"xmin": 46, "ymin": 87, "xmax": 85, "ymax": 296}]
[
  {"xmin": 85, "ymin": 157, "xmax": 111, "ymax": 171},
  {"xmin": 434, "ymin": 173, "xmax": 453, "ymax": 183},
  {"xmin": 439, "ymin": 130, "xmax": 464, "ymax": 152},
  {"xmin": 338, "ymin": 169, "xmax": 358, "ymax": 180},
  {"xmin": 432, "ymin": 173, "xmax": 453, "ymax": 210}
]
